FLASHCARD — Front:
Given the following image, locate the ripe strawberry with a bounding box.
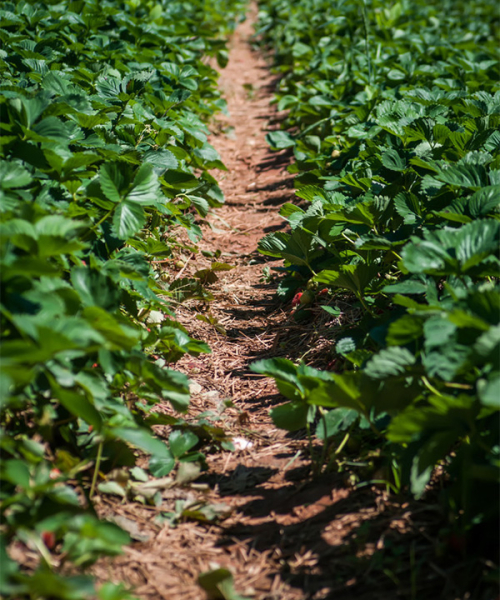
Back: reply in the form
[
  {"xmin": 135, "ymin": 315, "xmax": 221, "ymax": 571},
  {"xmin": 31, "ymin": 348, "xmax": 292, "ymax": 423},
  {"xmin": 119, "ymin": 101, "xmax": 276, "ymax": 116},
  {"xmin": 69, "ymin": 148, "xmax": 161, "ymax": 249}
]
[
  {"xmin": 49, "ymin": 468, "xmax": 61, "ymax": 480},
  {"xmin": 291, "ymin": 291, "xmax": 303, "ymax": 307},
  {"xmin": 41, "ymin": 531, "xmax": 56, "ymax": 549},
  {"xmin": 318, "ymin": 288, "xmax": 328, "ymax": 296}
]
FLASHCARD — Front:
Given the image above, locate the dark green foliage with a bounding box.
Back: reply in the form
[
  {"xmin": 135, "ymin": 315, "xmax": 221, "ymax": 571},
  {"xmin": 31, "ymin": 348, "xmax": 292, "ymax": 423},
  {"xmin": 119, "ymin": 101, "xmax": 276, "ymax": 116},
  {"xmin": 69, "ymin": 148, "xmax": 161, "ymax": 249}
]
[
  {"xmin": 254, "ymin": 0, "xmax": 500, "ymax": 577},
  {"xmin": 0, "ymin": 0, "xmax": 244, "ymax": 597}
]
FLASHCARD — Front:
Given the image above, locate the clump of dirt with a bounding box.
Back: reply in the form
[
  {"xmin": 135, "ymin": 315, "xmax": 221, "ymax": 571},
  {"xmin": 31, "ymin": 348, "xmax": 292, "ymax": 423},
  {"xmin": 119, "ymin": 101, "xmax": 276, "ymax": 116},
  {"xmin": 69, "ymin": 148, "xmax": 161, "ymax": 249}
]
[{"xmin": 92, "ymin": 7, "xmax": 451, "ymax": 600}]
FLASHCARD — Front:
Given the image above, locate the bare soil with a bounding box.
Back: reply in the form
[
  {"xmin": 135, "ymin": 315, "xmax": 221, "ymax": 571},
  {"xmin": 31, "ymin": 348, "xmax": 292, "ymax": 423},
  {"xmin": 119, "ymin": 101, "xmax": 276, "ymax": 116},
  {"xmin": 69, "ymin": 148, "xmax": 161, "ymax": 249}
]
[{"xmin": 92, "ymin": 8, "xmax": 458, "ymax": 600}]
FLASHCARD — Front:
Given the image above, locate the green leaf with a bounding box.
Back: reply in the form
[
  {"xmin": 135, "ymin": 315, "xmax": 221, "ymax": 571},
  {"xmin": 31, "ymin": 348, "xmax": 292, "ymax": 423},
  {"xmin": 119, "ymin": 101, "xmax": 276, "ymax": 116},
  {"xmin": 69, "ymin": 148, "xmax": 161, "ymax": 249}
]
[
  {"xmin": 314, "ymin": 264, "xmax": 378, "ymax": 296},
  {"xmin": 188, "ymin": 195, "xmax": 210, "ymax": 217},
  {"xmin": 0, "ymin": 535, "xmax": 19, "ymax": 592},
  {"xmin": 216, "ymin": 50, "xmax": 229, "ymax": 68},
  {"xmin": 98, "ymin": 481, "xmax": 127, "ymax": 498},
  {"xmin": 258, "ymin": 232, "xmax": 289, "ymax": 257},
  {"xmin": 98, "ymin": 582, "xmax": 137, "ymax": 600},
  {"xmin": 112, "ymin": 427, "xmax": 171, "ymax": 458},
  {"xmin": 169, "ymin": 430, "xmax": 199, "ymax": 458},
  {"xmin": 316, "ymin": 408, "xmax": 359, "ymax": 440},
  {"xmin": 281, "ymin": 228, "xmax": 317, "ymax": 267},
  {"xmin": 71, "ymin": 268, "xmax": 121, "ymax": 310},
  {"xmin": 383, "ymin": 280, "xmax": 427, "ymax": 294},
  {"xmin": 381, "ymin": 148, "xmax": 407, "ymax": 171},
  {"xmin": 469, "ymin": 186, "xmax": 500, "ymax": 217},
  {"xmin": 266, "ymin": 130, "xmax": 295, "ymax": 149},
  {"xmin": 198, "ymin": 568, "xmax": 250, "ymax": 600},
  {"xmin": 435, "ymin": 164, "xmax": 487, "ymax": 190},
  {"xmin": 112, "ymin": 201, "xmax": 146, "ymax": 239},
  {"xmin": 270, "ymin": 401, "xmax": 309, "ymax": 431},
  {"xmin": 364, "ymin": 347, "xmax": 416, "ymax": 379},
  {"xmin": 127, "ymin": 163, "xmax": 160, "ymax": 205},
  {"xmin": 100, "ymin": 163, "xmax": 124, "ymax": 203},
  {"xmin": 336, "ymin": 337, "xmax": 356, "ymax": 355},
  {"xmin": 251, "ymin": 358, "xmax": 302, "ymax": 400},
  {"xmin": 0, "ymin": 162, "xmax": 32, "ymax": 189},
  {"xmin": 386, "ymin": 314, "xmax": 424, "ymax": 346},
  {"xmin": 321, "ymin": 305, "xmax": 341, "ymax": 316},
  {"xmin": 1, "ymin": 459, "xmax": 31, "ymax": 488},
  {"xmin": 149, "ymin": 452, "xmax": 175, "ymax": 477},
  {"xmin": 83, "ymin": 307, "xmax": 139, "ymax": 350},
  {"xmin": 143, "ymin": 149, "xmax": 178, "ymax": 171},
  {"xmin": 394, "ymin": 192, "xmax": 421, "ymax": 224},
  {"xmin": 387, "ymin": 394, "xmax": 473, "ymax": 444},
  {"xmin": 32, "ymin": 117, "xmax": 68, "ymax": 141},
  {"xmin": 130, "ymin": 467, "xmax": 149, "ymax": 482},
  {"xmin": 55, "ymin": 386, "xmax": 103, "ymax": 430},
  {"xmin": 9, "ymin": 95, "xmax": 48, "ymax": 128},
  {"xmin": 402, "ymin": 221, "xmax": 500, "ymax": 276},
  {"xmin": 478, "ymin": 372, "xmax": 500, "ymax": 408}
]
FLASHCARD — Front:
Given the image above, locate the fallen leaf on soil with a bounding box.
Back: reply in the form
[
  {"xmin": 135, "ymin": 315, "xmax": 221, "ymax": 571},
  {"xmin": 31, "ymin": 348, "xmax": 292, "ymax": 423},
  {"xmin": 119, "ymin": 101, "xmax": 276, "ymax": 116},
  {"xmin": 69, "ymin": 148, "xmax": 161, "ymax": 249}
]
[
  {"xmin": 190, "ymin": 381, "xmax": 203, "ymax": 394},
  {"xmin": 110, "ymin": 515, "xmax": 151, "ymax": 543},
  {"xmin": 175, "ymin": 461, "xmax": 202, "ymax": 485},
  {"xmin": 131, "ymin": 476, "xmax": 175, "ymax": 500},
  {"xmin": 98, "ymin": 481, "xmax": 127, "ymax": 498}
]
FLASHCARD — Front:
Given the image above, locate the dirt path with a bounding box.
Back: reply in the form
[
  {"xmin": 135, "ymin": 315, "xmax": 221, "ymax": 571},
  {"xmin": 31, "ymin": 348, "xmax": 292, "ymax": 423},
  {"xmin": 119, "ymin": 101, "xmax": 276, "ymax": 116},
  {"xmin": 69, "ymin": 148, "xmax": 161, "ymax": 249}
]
[
  {"xmin": 93, "ymin": 9, "xmax": 444, "ymax": 600},
  {"xmin": 93, "ymin": 9, "xmax": 309, "ymax": 599}
]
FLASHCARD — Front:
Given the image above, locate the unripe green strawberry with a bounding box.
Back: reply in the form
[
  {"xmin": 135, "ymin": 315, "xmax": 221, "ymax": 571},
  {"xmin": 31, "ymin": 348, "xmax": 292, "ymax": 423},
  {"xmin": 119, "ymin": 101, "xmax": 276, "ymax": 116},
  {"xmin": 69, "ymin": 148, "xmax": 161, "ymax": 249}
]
[{"xmin": 300, "ymin": 289, "xmax": 314, "ymax": 305}]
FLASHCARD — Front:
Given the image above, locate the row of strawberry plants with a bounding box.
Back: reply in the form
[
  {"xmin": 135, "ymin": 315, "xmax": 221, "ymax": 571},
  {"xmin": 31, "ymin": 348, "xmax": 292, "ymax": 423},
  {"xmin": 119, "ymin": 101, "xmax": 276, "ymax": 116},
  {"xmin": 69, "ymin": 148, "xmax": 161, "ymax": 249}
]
[
  {"xmin": 0, "ymin": 0, "xmax": 244, "ymax": 597},
  {"xmin": 253, "ymin": 0, "xmax": 500, "ymax": 576}
]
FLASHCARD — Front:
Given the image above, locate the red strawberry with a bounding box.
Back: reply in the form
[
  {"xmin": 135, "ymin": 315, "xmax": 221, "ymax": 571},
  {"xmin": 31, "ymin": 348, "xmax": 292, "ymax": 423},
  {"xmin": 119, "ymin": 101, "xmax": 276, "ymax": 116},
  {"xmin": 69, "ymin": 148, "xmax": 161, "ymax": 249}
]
[
  {"xmin": 41, "ymin": 531, "xmax": 55, "ymax": 549},
  {"xmin": 291, "ymin": 291, "xmax": 303, "ymax": 307},
  {"xmin": 318, "ymin": 288, "xmax": 328, "ymax": 296},
  {"xmin": 49, "ymin": 468, "xmax": 61, "ymax": 480}
]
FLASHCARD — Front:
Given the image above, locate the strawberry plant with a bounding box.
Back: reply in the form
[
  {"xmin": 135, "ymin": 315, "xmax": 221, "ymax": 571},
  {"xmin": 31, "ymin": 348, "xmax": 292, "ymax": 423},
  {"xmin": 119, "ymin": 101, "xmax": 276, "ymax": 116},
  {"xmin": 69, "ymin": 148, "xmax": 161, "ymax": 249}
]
[
  {"xmin": 0, "ymin": 0, "xmax": 245, "ymax": 597},
  {"xmin": 254, "ymin": 0, "xmax": 500, "ymax": 588}
]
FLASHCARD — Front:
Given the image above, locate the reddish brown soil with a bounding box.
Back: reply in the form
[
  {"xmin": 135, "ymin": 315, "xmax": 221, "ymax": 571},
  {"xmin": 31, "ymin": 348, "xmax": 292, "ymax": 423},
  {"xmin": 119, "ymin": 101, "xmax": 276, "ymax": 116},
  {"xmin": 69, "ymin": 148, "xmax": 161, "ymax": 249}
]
[{"xmin": 92, "ymin": 8, "xmax": 452, "ymax": 600}]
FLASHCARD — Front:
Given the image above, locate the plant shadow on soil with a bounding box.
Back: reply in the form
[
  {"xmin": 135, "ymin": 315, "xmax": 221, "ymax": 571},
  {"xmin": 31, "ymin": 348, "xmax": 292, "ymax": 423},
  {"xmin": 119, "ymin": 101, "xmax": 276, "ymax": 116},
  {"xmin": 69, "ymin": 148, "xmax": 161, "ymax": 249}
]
[
  {"xmin": 210, "ymin": 429, "xmax": 486, "ymax": 600},
  {"xmin": 206, "ymin": 450, "xmax": 465, "ymax": 599},
  {"xmin": 199, "ymin": 270, "xmax": 493, "ymax": 600}
]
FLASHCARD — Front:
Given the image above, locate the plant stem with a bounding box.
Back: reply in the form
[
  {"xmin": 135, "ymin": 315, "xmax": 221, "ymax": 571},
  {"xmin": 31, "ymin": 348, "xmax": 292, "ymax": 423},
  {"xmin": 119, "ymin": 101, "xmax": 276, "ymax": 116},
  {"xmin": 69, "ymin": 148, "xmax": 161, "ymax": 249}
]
[
  {"xmin": 335, "ymin": 431, "xmax": 351, "ymax": 455},
  {"xmin": 356, "ymin": 292, "xmax": 375, "ymax": 316},
  {"xmin": 319, "ymin": 409, "xmax": 329, "ymax": 470},
  {"xmin": 306, "ymin": 422, "xmax": 317, "ymax": 474},
  {"xmin": 90, "ymin": 441, "xmax": 103, "ymax": 499},
  {"xmin": 305, "ymin": 261, "xmax": 317, "ymax": 277},
  {"xmin": 444, "ymin": 382, "xmax": 473, "ymax": 390},
  {"xmin": 421, "ymin": 375, "xmax": 443, "ymax": 397},
  {"xmin": 82, "ymin": 207, "xmax": 115, "ymax": 241}
]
